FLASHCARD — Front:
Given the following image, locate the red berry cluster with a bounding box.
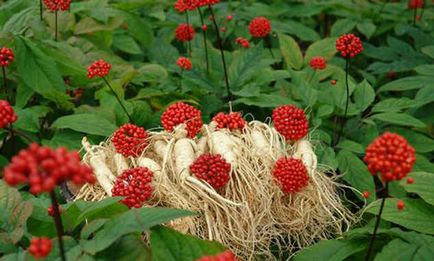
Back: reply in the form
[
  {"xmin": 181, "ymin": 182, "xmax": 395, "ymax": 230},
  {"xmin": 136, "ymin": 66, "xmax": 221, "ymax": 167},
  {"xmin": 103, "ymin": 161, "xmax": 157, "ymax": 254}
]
[
  {"xmin": 336, "ymin": 34, "xmax": 363, "ymax": 58},
  {"xmin": 409, "ymin": 0, "xmax": 424, "ymax": 9},
  {"xmin": 197, "ymin": 0, "xmax": 220, "ymax": 7},
  {"xmin": 249, "ymin": 17, "xmax": 271, "ymax": 38},
  {"xmin": 363, "ymin": 132, "xmax": 416, "ymax": 182},
  {"xmin": 161, "ymin": 102, "xmax": 203, "ymax": 138},
  {"xmin": 272, "ymin": 105, "xmax": 309, "ymax": 141},
  {"xmin": 176, "ymin": 24, "xmax": 195, "ymax": 42},
  {"xmin": 43, "ymin": 0, "xmax": 71, "ymax": 11},
  {"xmin": 47, "ymin": 205, "xmax": 62, "ymax": 217},
  {"xmin": 174, "ymin": 0, "xmax": 220, "ymax": 12},
  {"xmin": 212, "ymin": 112, "xmax": 245, "ymax": 131},
  {"xmin": 0, "ymin": 100, "xmax": 17, "ymax": 129},
  {"xmin": 190, "ymin": 154, "xmax": 231, "ymax": 189},
  {"xmin": 309, "ymin": 56, "xmax": 327, "ymax": 70},
  {"xmin": 87, "ymin": 59, "xmax": 111, "ymax": 79},
  {"xmin": 235, "ymin": 37, "xmax": 250, "ymax": 49},
  {"xmin": 196, "ymin": 250, "xmax": 238, "ymax": 261},
  {"xmin": 177, "ymin": 57, "xmax": 193, "ymax": 71},
  {"xmin": 28, "ymin": 237, "xmax": 52, "ymax": 259},
  {"xmin": 272, "ymin": 157, "xmax": 309, "ymax": 194},
  {"xmin": 111, "ymin": 124, "xmax": 149, "ymax": 157},
  {"xmin": 0, "ymin": 47, "xmax": 14, "ymax": 67},
  {"xmin": 112, "ymin": 167, "xmax": 154, "ymax": 208},
  {"xmin": 4, "ymin": 143, "xmax": 95, "ymax": 194}
]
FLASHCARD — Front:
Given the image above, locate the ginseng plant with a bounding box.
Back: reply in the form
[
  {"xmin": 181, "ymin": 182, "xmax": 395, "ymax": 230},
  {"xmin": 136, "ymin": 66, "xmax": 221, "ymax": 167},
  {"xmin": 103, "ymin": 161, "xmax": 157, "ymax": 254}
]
[{"xmin": 43, "ymin": 0, "xmax": 71, "ymax": 41}]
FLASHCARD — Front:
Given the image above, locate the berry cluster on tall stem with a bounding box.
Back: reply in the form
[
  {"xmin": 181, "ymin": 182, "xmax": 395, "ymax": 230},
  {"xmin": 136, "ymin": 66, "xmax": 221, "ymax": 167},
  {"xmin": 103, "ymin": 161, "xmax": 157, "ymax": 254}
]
[
  {"xmin": 0, "ymin": 47, "xmax": 14, "ymax": 95},
  {"xmin": 409, "ymin": 0, "xmax": 424, "ymax": 25},
  {"xmin": 43, "ymin": 0, "xmax": 71, "ymax": 41},
  {"xmin": 363, "ymin": 132, "xmax": 416, "ymax": 261}
]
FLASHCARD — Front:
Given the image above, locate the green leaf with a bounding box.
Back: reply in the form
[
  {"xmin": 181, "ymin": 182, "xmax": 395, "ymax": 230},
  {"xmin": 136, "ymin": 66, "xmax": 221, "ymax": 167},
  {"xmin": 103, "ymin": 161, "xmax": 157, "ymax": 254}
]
[
  {"xmin": 293, "ymin": 238, "xmax": 367, "ymax": 261},
  {"xmin": 337, "ymin": 150, "xmax": 375, "ymax": 202},
  {"xmin": 375, "ymin": 239, "xmax": 419, "ymax": 261},
  {"xmin": 366, "ymin": 199, "xmax": 434, "ymax": 235},
  {"xmin": 357, "ymin": 21, "xmax": 376, "ymax": 39},
  {"xmin": 304, "ymin": 38, "xmax": 337, "ymax": 63},
  {"xmin": 150, "ymin": 226, "xmax": 226, "ymax": 261},
  {"xmin": 278, "ymin": 33, "xmax": 303, "ymax": 70},
  {"xmin": 51, "ymin": 113, "xmax": 117, "ymax": 136},
  {"xmin": 81, "ymin": 219, "xmax": 108, "ymax": 240},
  {"xmin": 234, "ymin": 94, "xmax": 295, "ymax": 108},
  {"xmin": 97, "ymin": 235, "xmax": 151, "ymax": 261},
  {"xmin": 112, "ymin": 33, "xmax": 142, "ymax": 55},
  {"xmin": 337, "ymin": 140, "xmax": 365, "ymax": 154},
  {"xmin": 421, "ymin": 45, "xmax": 434, "ymax": 59},
  {"xmin": 82, "ymin": 208, "xmax": 194, "ymax": 254},
  {"xmin": 378, "ymin": 76, "xmax": 434, "ymax": 92},
  {"xmin": 353, "ymin": 80, "xmax": 375, "ymax": 112},
  {"xmin": 331, "ymin": 19, "xmax": 357, "ymax": 37},
  {"xmin": 387, "ymin": 128, "xmax": 434, "ymax": 153},
  {"xmin": 74, "ymin": 197, "xmax": 127, "ymax": 228},
  {"xmin": 371, "ymin": 98, "xmax": 421, "ymax": 113},
  {"xmin": 400, "ymin": 172, "xmax": 434, "ymax": 206},
  {"xmin": 370, "ymin": 113, "xmax": 426, "ymax": 128},
  {"xmin": 13, "ymin": 106, "xmax": 51, "ymax": 133},
  {"xmin": 273, "ymin": 20, "xmax": 320, "ymax": 42}
]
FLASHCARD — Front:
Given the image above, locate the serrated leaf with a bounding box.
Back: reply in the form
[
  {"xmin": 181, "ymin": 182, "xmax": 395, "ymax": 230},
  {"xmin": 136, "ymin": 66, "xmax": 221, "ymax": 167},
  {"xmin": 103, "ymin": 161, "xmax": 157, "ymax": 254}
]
[
  {"xmin": 74, "ymin": 197, "xmax": 127, "ymax": 228},
  {"xmin": 400, "ymin": 172, "xmax": 434, "ymax": 206},
  {"xmin": 337, "ymin": 140, "xmax": 365, "ymax": 154},
  {"xmin": 13, "ymin": 106, "xmax": 51, "ymax": 133},
  {"xmin": 234, "ymin": 94, "xmax": 295, "ymax": 108},
  {"xmin": 51, "ymin": 113, "xmax": 117, "ymax": 136},
  {"xmin": 150, "ymin": 226, "xmax": 226, "ymax": 261},
  {"xmin": 370, "ymin": 113, "xmax": 426, "ymax": 128},
  {"xmin": 278, "ymin": 33, "xmax": 303, "ymax": 70}
]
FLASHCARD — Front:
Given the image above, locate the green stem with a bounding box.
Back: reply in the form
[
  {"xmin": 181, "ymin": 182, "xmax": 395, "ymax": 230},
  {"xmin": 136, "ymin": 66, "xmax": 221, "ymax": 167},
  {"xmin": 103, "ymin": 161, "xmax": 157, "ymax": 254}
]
[
  {"xmin": 2, "ymin": 66, "xmax": 7, "ymax": 96},
  {"xmin": 185, "ymin": 11, "xmax": 192, "ymax": 57},
  {"xmin": 335, "ymin": 58, "xmax": 350, "ymax": 145},
  {"xmin": 40, "ymin": 0, "xmax": 43, "ymax": 21},
  {"xmin": 102, "ymin": 77, "xmax": 133, "ymax": 123},
  {"xmin": 198, "ymin": 8, "xmax": 210, "ymax": 74},
  {"xmin": 55, "ymin": 11, "xmax": 58, "ymax": 41},
  {"xmin": 49, "ymin": 191, "xmax": 66, "ymax": 261}
]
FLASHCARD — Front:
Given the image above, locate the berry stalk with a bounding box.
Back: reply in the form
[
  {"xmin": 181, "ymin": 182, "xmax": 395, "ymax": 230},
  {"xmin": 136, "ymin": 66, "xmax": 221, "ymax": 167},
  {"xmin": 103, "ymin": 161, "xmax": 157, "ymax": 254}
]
[
  {"xmin": 198, "ymin": 8, "xmax": 210, "ymax": 74},
  {"xmin": 49, "ymin": 190, "xmax": 66, "ymax": 261},
  {"xmin": 265, "ymin": 35, "xmax": 275, "ymax": 59},
  {"xmin": 2, "ymin": 66, "xmax": 6, "ymax": 95},
  {"xmin": 102, "ymin": 77, "xmax": 133, "ymax": 123},
  {"xmin": 55, "ymin": 11, "xmax": 58, "ymax": 41},
  {"xmin": 365, "ymin": 182, "xmax": 389, "ymax": 261},
  {"xmin": 185, "ymin": 11, "xmax": 192, "ymax": 57},
  {"xmin": 335, "ymin": 57, "xmax": 350, "ymax": 145},
  {"xmin": 412, "ymin": 8, "xmax": 417, "ymax": 25},
  {"xmin": 40, "ymin": 0, "xmax": 43, "ymax": 21},
  {"xmin": 208, "ymin": 5, "xmax": 233, "ymax": 112}
]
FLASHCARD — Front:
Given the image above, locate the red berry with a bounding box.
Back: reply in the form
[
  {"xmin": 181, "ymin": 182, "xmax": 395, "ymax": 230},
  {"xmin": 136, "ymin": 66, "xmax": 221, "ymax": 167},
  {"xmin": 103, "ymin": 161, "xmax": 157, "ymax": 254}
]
[
  {"xmin": 190, "ymin": 154, "xmax": 231, "ymax": 189},
  {"xmin": 363, "ymin": 132, "xmax": 416, "ymax": 182},
  {"xmin": 0, "ymin": 100, "xmax": 17, "ymax": 129},
  {"xmin": 249, "ymin": 17, "xmax": 271, "ymax": 38},
  {"xmin": 174, "ymin": 0, "xmax": 197, "ymax": 12},
  {"xmin": 160, "ymin": 102, "xmax": 203, "ymax": 138},
  {"xmin": 3, "ymin": 143, "xmax": 95, "ymax": 194},
  {"xmin": 174, "ymin": 0, "xmax": 188, "ymax": 13},
  {"xmin": 197, "ymin": 0, "xmax": 220, "ymax": 7},
  {"xmin": 336, "ymin": 34, "xmax": 363, "ymax": 58},
  {"xmin": 175, "ymin": 24, "xmax": 195, "ymax": 42},
  {"xmin": 43, "ymin": 0, "xmax": 71, "ymax": 12},
  {"xmin": 111, "ymin": 124, "xmax": 149, "ymax": 157},
  {"xmin": 212, "ymin": 112, "xmax": 245, "ymax": 131},
  {"xmin": 235, "ymin": 37, "xmax": 250, "ymax": 49},
  {"xmin": 87, "ymin": 59, "xmax": 111, "ymax": 79},
  {"xmin": 0, "ymin": 47, "xmax": 14, "ymax": 67},
  {"xmin": 330, "ymin": 80, "xmax": 337, "ymax": 85},
  {"xmin": 202, "ymin": 24, "xmax": 208, "ymax": 31},
  {"xmin": 47, "ymin": 205, "xmax": 62, "ymax": 217},
  {"xmin": 221, "ymin": 27, "xmax": 227, "ymax": 33},
  {"xmin": 397, "ymin": 200, "xmax": 405, "ymax": 210},
  {"xmin": 309, "ymin": 56, "xmax": 327, "ymax": 70},
  {"xmin": 112, "ymin": 168, "xmax": 153, "ymax": 208},
  {"xmin": 387, "ymin": 71, "xmax": 397, "ymax": 79},
  {"xmin": 406, "ymin": 177, "xmax": 414, "ymax": 184},
  {"xmin": 196, "ymin": 250, "xmax": 238, "ymax": 261},
  {"xmin": 226, "ymin": 15, "xmax": 233, "ymax": 21},
  {"xmin": 272, "ymin": 157, "xmax": 309, "ymax": 194},
  {"xmin": 272, "ymin": 105, "xmax": 309, "ymax": 141},
  {"xmin": 28, "ymin": 237, "xmax": 52, "ymax": 259},
  {"xmin": 363, "ymin": 191, "xmax": 369, "ymax": 199},
  {"xmin": 409, "ymin": 0, "xmax": 424, "ymax": 9},
  {"xmin": 177, "ymin": 57, "xmax": 193, "ymax": 71}
]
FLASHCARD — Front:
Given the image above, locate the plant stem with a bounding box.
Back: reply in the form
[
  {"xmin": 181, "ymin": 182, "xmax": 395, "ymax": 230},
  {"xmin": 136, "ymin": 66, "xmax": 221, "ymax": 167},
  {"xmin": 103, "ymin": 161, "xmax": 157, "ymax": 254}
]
[
  {"xmin": 335, "ymin": 58, "xmax": 350, "ymax": 145},
  {"xmin": 265, "ymin": 35, "xmax": 275, "ymax": 59},
  {"xmin": 40, "ymin": 0, "xmax": 43, "ymax": 21},
  {"xmin": 12, "ymin": 127, "xmax": 34, "ymax": 144},
  {"xmin": 198, "ymin": 8, "xmax": 210, "ymax": 74},
  {"xmin": 49, "ymin": 191, "xmax": 66, "ymax": 261},
  {"xmin": 208, "ymin": 5, "xmax": 233, "ymax": 112},
  {"xmin": 55, "ymin": 11, "xmax": 58, "ymax": 41},
  {"xmin": 2, "ymin": 66, "xmax": 7, "ymax": 96},
  {"xmin": 102, "ymin": 77, "xmax": 133, "ymax": 123},
  {"xmin": 365, "ymin": 182, "xmax": 389, "ymax": 261},
  {"xmin": 185, "ymin": 11, "xmax": 192, "ymax": 57},
  {"xmin": 412, "ymin": 8, "xmax": 417, "ymax": 25},
  {"xmin": 308, "ymin": 69, "xmax": 316, "ymax": 83}
]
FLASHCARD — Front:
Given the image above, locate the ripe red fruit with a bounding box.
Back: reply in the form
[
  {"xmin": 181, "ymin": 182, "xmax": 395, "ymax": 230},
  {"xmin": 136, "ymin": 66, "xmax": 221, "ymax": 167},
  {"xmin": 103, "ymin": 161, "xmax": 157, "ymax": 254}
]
[
  {"xmin": 111, "ymin": 124, "xmax": 149, "ymax": 157},
  {"xmin": 0, "ymin": 100, "xmax": 17, "ymax": 129},
  {"xmin": 196, "ymin": 250, "xmax": 238, "ymax": 261},
  {"xmin": 272, "ymin": 105, "xmax": 309, "ymax": 141},
  {"xmin": 363, "ymin": 132, "xmax": 416, "ymax": 182},
  {"xmin": 235, "ymin": 37, "xmax": 250, "ymax": 49},
  {"xmin": 336, "ymin": 34, "xmax": 363, "ymax": 58},
  {"xmin": 174, "ymin": 0, "xmax": 197, "ymax": 12},
  {"xmin": 4, "ymin": 143, "xmax": 95, "ymax": 194},
  {"xmin": 363, "ymin": 191, "xmax": 370, "ymax": 199},
  {"xmin": 87, "ymin": 59, "xmax": 111, "ymax": 79},
  {"xmin": 174, "ymin": 0, "xmax": 188, "ymax": 13},
  {"xmin": 47, "ymin": 205, "xmax": 62, "ymax": 217},
  {"xmin": 177, "ymin": 57, "xmax": 193, "ymax": 71},
  {"xmin": 221, "ymin": 27, "xmax": 227, "ymax": 33},
  {"xmin": 28, "ymin": 237, "xmax": 52, "ymax": 259},
  {"xmin": 43, "ymin": 0, "xmax": 71, "ymax": 12},
  {"xmin": 272, "ymin": 157, "xmax": 309, "ymax": 194},
  {"xmin": 249, "ymin": 17, "xmax": 271, "ymax": 38},
  {"xmin": 406, "ymin": 177, "xmax": 414, "ymax": 184},
  {"xmin": 409, "ymin": 0, "xmax": 424, "ymax": 9},
  {"xmin": 0, "ymin": 47, "xmax": 14, "ymax": 67},
  {"xmin": 160, "ymin": 102, "xmax": 203, "ymax": 138},
  {"xmin": 309, "ymin": 56, "xmax": 327, "ymax": 70},
  {"xmin": 397, "ymin": 200, "xmax": 405, "ymax": 210},
  {"xmin": 330, "ymin": 80, "xmax": 337, "ymax": 85},
  {"xmin": 175, "ymin": 24, "xmax": 195, "ymax": 42},
  {"xmin": 112, "ymin": 167, "xmax": 154, "ymax": 208},
  {"xmin": 190, "ymin": 154, "xmax": 231, "ymax": 189},
  {"xmin": 212, "ymin": 112, "xmax": 245, "ymax": 131},
  {"xmin": 226, "ymin": 15, "xmax": 233, "ymax": 21},
  {"xmin": 197, "ymin": 0, "xmax": 220, "ymax": 7},
  {"xmin": 202, "ymin": 24, "xmax": 208, "ymax": 31}
]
